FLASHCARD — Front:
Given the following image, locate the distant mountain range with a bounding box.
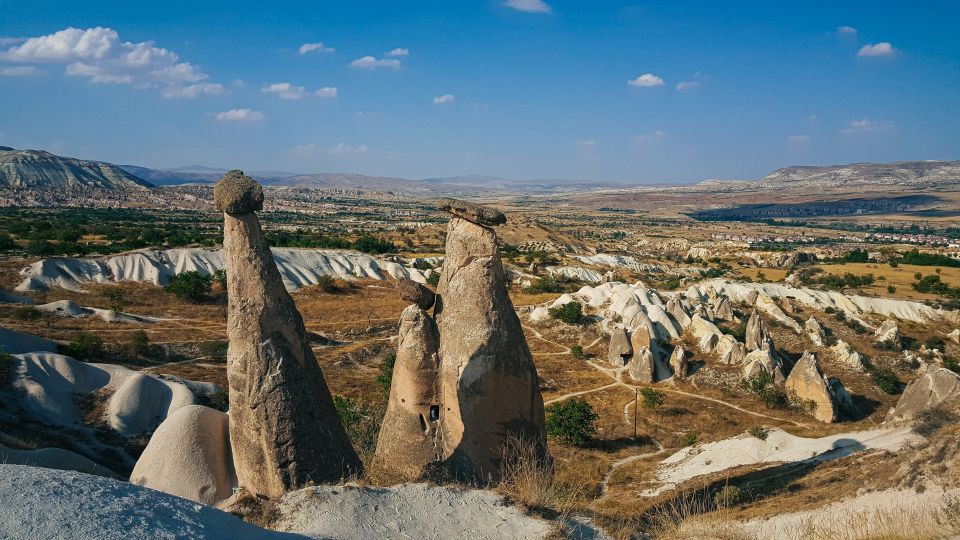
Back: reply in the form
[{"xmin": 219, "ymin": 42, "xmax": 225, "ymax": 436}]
[
  {"xmin": 762, "ymin": 160, "xmax": 960, "ymax": 188},
  {"xmin": 0, "ymin": 148, "xmax": 153, "ymax": 190}
]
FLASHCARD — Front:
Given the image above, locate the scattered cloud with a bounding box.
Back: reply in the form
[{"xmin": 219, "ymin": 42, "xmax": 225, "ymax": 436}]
[
  {"xmin": 504, "ymin": 0, "xmax": 552, "ymax": 13},
  {"xmin": 837, "ymin": 26, "xmax": 858, "ymax": 36},
  {"xmin": 161, "ymin": 82, "xmax": 224, "ymax": 99},
  {"xmin": 298, "ymin": 42, "xmax": 334, "ymax": 55},
  {"xmin": 857, "ymin": 42, "xmax": 896, "ymax": 57},
  {"xmin": 675, "ymin": 81, "xmax": 701, "ymax": 91},
  {"xmin": 432, "ymin": 94, "xmax": 455, "ymax": 104},
  {"xmin": 628, "ymin": 73, "xmax": 664, "ymax": 87},
  {"xmin": 350, "ymin": 56, "xmax": 401, "ymax": 69},
  {"xmin": 634, "ymin": 130, "xmax": 666, "ymax": 142},
  {"xmin": 215, "ymin": 108, "xmax": 264, "ymax": 122},
  {"xmin": 326, "ymin": 142, "xmax": 369, "ymax": 155},
  {"xmin": 788, "ymin": 134, "xmax": 811, "ymax": 145},
  {"xmin": 840, "ymin": 118, "xmax": 894, "ymax": 134},
  {"xmin": 261, "ymin": 82, "xmax": 307, "ymax": 100},
  {"xmin": 386, "ymin": 48, "xmax": 409, "ymax": 57},
  {"xmin": 0, "ymin": 26, "xmax": 218, "ymax": 96},
  {"xmin": 0, "ymin": 65, "xmax": 42, "ymax": 76},
  {"xmin": 315, "ymin": 86, "xmax": 338, "ymax": 98},
  {"xmin": 288, "ymin": 142, "xmax": 317, "ymax": 156}
]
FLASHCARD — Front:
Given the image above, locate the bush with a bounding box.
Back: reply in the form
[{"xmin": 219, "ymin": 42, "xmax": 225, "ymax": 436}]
[
  {"xmin": 315, "ymin": 275, "xmax": 340, "ymax": 293},
  {"xmin": 741, "ymin": 371, "xmax": 788, "ymax": 409},
  {"xmin": 333, "ymin": 395, "xmax": 381, "ymax": 455},
  {"xmin": 164, "ymin": 271, "xmax": 212, "ymax": 302},
  {"xmin": 375, "ymin": 353, "xmax": 396, "ymax": 394},
  {"xmin": 681, "ymin": 431, "xmax": 698, "ymax": 446},
  {"xmin": 639, "ymin": 388, "xmax": 666, "ymax": 414},
  {"xmin": 199, "ymin": 340, "xmax": 228, "ymax": 362},
  {"xmin": 212, "ymin": 269, "xmax": 227, "ymax": 289},
  {"xmin": 130, "ymin": 330, "xmax": 151, "ymax": 357},
  {"xmin": 525, "ymin": 276, "xmax": 564, "ymax": 294},
  {"xmin": 12, "ymin": 306, "xmax": 41, "ymax": 321},
  {"xmin": 569, "ymin": 345, "xmax": 585, "ymax": 360},
  {"xmin": 103, "ymin": 288, "xmax": 125, "ymax": 313},
  {"xmin": 426, "ymin": 272, "xmax": 440, "ymax": 287},
  {"xmin": 748, "ymin": 426, "xmax": 769, "ymax": 440},
  {"xmin": 0, "ymin": 232, "xmax": 15, "ymax": 251},
  {"xmin": 887, "ymin": 285, "xmax": 897, "ymax": 294},
  {"xmin": 870, "ymin": 367, "xmax": 901, "ymax": 395},
  {"xmin": 545, "ymin": 399, "xmax": 598, "ymax": 447},
  {"xmin": 912, "ymin": 408, "xmax": 957, "ymax": 437},
  {"xmin": 196, "ymin": 388, "xmax": 229, "ymax": 412},
  {"xmin": 944, "ymin": 356, "xmax": 960, "ymax": 375},
  {"xmin": 0, "ymin": 352, "xmax": 14, "ymax": 386},
  {"xmin": 713, "ymin": 485, "xmax": 742, "ymax": 508},
  {"xmin": 549, "ymin": 302, "xmax": 583, "ymax": 325},
  {"xmin": 925, "ymin": 336, "xmax": 947, "ymax": 353},
  {"xmin": 60, "ymin": 333, "xmax": 104, "ymax": 361}
]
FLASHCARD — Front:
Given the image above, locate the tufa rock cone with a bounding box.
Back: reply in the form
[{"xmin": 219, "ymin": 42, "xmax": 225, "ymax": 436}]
[{"xmin": 217, "ymin": 170, "xmax": 362, "ymax": 498}]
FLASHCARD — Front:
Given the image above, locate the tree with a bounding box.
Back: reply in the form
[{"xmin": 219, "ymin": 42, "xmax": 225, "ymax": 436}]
[
  {"xmin": 545, "ymin": 399, "xmax": 598, "ymax": 447},
  {"xmin": 199, "ymin": 340, "xmax": 229, "ymax": 363},
  {"xmin": 570, "ymin": 345, "xmax": 585, "ymax": 360},
  {"xmin": 549, "ymin": 301, "xmax": 583, "ymax": 325},
  {"xmin": 60, "ymin": 333, "xmax": 104, "ymax": 361},
  {"xmin": 130, "ymin": 330, "xmax": 151, "ymax": 357},
  {"xmin": 0, "ymin": 232, "xmax": 15, "ymax": 251},
  {"xmin": 103, "ymin": 288, "xmax": 125, "ymax": 313},
  {"xmin": 164, "ymin": 271, "xmax": 212, "ymax": 302},
  {"xmin": 639, "ymin": 387, "xmax": 665, "ymax": 417}
]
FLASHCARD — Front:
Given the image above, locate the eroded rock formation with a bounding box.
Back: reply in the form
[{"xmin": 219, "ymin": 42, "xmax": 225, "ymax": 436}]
[
  {"xmin": 745, "ymin": 310, "xmax": 772, "ymax": 352},
  {"xmin": 887, "ymin": 367, "xmax": 960, "ymax": 422},
  {"xmin": 608, "ymin": 327, "xmax": 632, "ymax": 366},
  {"xmin": 218, "ymin": 170, "xmax": 361, "ymax": 498},
  {"xmin": 785, "ymin": 352, "xmax": 851, "ymax": 423}
]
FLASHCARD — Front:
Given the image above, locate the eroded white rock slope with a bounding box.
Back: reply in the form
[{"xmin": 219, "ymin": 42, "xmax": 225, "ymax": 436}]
[{"xmin": 17, "ymin": 247, "xmax": 426, "ymax": 292}]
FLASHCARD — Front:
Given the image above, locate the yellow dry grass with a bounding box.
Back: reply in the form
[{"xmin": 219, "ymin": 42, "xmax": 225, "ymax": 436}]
[{"xmin": 813, "ymin": 262, "xmax": 960, "ymax": 301}]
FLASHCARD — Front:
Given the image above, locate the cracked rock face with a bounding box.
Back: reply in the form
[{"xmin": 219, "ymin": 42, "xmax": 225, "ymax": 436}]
[
  {"xmin": 435, "ymin": 216, "xmax": 546, "ymax": 482},
  {"xmin": 374, "ymin": 304, "xmax": 441, "ymax": 479},
  {"xmin": 397, "ymin": 277, "xmax": 436, "ymax": 310},
  {"xmin": 608, "ymin": 327, "xmax": 632, "ymax": 366},
  {"xmin": 218, "ymin": 171, "xmax": 361, "ymax": 498},
  {"xmin": 887, "ymin": 367, "xmax": 960, "ymax": 422},
  {"xmin": 745, "ymin": 310, "xmax": 773, "ymax": 352},
  {"xmin": 436, "ymin": 198, "xmax": 507, "ymax": 226},
  {"xmin": 785, "ymin": 352, "xmax": 844, "ymax": 423}
]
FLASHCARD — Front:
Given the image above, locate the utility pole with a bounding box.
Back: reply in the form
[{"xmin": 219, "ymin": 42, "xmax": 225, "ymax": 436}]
[{"xmin": 633, "ymin": 388, "xmax": 639, "ymax": 439}]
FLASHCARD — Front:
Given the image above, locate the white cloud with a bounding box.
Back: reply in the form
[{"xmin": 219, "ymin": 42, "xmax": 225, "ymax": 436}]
[
  {"xmin": 289, "ymin": 142, "xmax": 317, "ymax": 156},
  {"xmin": 432, "ymin": 94, "xmax": 455, "ymax": 104},
  {"xmin": 675, "ymin": 81, "xmax": 701, "ymax": 91},
  {"xmin": 0, "ymin": 26, "xmax": 218, "ymax": 96},
  {"xmin": 261, "ymin": 82, "xmax": 307, "ymax": 100},
  {"xmin": 215, "ymin": 108, "xmax": 264, "ymax": 122},
  {"xmin": 837, "ymin": 26, "xmax": 858, "ymax": 36},
  {"xmin": 840, "ymin": 118, "xmax": 894, "ymax": 134},
  {"xmin": 634, "ymin": 130, "xmax": 666, "ymax": 142},
  {"xmin": 628, "ymin": 73, "xmax": 664, "ymax": 87},
  {"xmin": 0, "ymin": 66, "xmax": 42, "ymax": 76},
  {"xmin": 788, "ymin": 134, "xmax": 811, "ymax": 144},
  {"xmin": 350, "ymin": 56, "xmax": 401, "ymax": 69},
  {"xmin": 505, "ymin": 0, "xmax": 552, "ymax": 13},
  {"xmin": 161, "ymin": 82, "xmax": 224, "ymax": 99},
  {"xmin": 315, "ymin": 86, "xmax": 338, "ymax": 98},
  {"xmin": 857, "ymin": 42, "xmax": 896, "ymax": 57},
  {"xmin": 326, "ymin": 143, "xmax": 369, "ymax": 155},
  {"xmin": 298, "ymin": 42, "xmax": 334, "ymax": 55},
  {"xmin": 386, "ymin": 48, "xmax": 409, "ymax": 57}
]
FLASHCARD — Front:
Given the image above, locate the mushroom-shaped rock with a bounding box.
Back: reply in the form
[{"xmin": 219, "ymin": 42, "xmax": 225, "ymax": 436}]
[
  {"xmin": 886, "ymin": 367, "xmax": 960, "ymax": 422},
  {"xmin": 435, "ymin": 216, "xmax": 546, "ymax": 482},
  {"xmin": 218, "ymin": 172, "xmax": 361, "ymax": 498},
  {"xmin": 397, "ymin": 277, "xmax": 436, "ymax": 310},
  {"xmin": 669, "ymin": 345, "xmax": 688, "ymax": 379},
  {"xmin": 214, "ymin": 170, "xmax": 264, "ymax": 214},
  {"xmin": 130, "ymin": 405, "xmax": 236, "ymax": 505},
  {"xmin": 436, "ymin": 198, "xmax": 506, "ymax": 227},
  {"xmin": 375, "ymin": 305, "xmax": 441, "ymax": 479},
  {"xmin": 785, "ymin": 352, "xmax": 844, "ymax": 423},
  {"xmin": 608, "ymin": 327, "xmax": 633, "ymax": 367},
  {"xmin": 805, "ymin": 317, "xmax": 826, "ymax": 347}
]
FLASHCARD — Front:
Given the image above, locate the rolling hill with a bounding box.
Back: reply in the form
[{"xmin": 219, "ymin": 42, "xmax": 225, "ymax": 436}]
[{"xmin": 0, "ymin": 148, "xmax": 152, "ymax": 190}]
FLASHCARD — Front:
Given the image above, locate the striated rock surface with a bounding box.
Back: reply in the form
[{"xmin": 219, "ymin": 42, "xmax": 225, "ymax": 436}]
[
  {"xmin": 745, "ymin": 310, "xmax": 773, "ymax": 352},
  {"xmin": 875, "ymin": 319, "xmax": 901, "ymax": 347},
  {"xmin": 832, "ymin": 340, "xmax": 866, "ymax": 371},
  {"xmin": 375, "ymin": 305, "xmax": 441, "ymax": 479},
  {"xmin": 608, "ymin": 327, "xmax": 633, "ymax": 366},
  {"xmin": 628, "ymin": 347, "xmax": 655, "ymax": 383},
  {"xmin": 742, "ymin": 348, "xmax": 785, "ymax": 384},
  {"xmin": 219, "ymin": 171, "xmax": 361, "ymax": 498},
  {"xmin": 397, "ymin": 277, "xmax": 436, "ymax": 310},
  {"xmin": 785, "ymin": 352, "xmax": 846, "ymax": 423},
  {"xmin": 130, "ymin": 405, "xmax": 236, "ymax": 505},
  {"xmin": 887, "ymin": 367, "xmax": 960, "ymax": 422},
  {"xmin": 669, "ymin": 345, "xmax": 688, "ymax": 379},
  {"xmin": 805, "ymin": 316, "xmax": 826, "ymax": 347},
  {"xmin": 436, "ymin": 198, "xmax": 507, "ymax": 226},
  {"xmin": 713, "ymin": 297, "xmax": 735, "ymax": 321},
  {"xmin": 435, "ymin": 214, "xmax": 546, "ymax": 482}
]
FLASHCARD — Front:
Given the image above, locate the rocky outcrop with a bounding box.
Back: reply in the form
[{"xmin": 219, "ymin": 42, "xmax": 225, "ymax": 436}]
[
  {"xmin": 666, "ymin": 297, "xmax": 692, "ymax": 328},
  {"xmin": 715, "ymin": 334, "xmax": 746, "ymax": 365},
  {"xmin": 713, "ymin": 297, "xmax": 734, "ymax": 321},
  {"xmin": 875, "ymin": 319, "xmax": 901, "ymax": 348},
  {"xmin": 375, "ymin": 305, "xmax": 441, "ymax": 479},
  {"xmin": 669, "ymin": 345, "xmax": 688, "ymax": 379},
  {"xmin": 785, "ymin": 352, "xmax": 849, "ymax": 423},
  {"xmin": 832, "ymin": 340, "xmax": 865, "ymax": 371},
  {"xmin": 886, "ymin": 367, "xmax": 960, "ymax": 422},
  {"xmin": 608, "ymin": 327, "xmax": 632, "ymax": 367},
  {"xmin": 742, "ymin": 348, "xmax": 785, "ymax": 384},
  {"xmin": 435, "ymin": 204, "xmax": 546, "ymax": 482},
  {"xmin": 218, "ymin": 171, "xmax": 361, "ymax": 498},
  {"xmin": 397, "ymin": 277, "xmax": 436, "ymax": 310},
  {"xmin": 628, "ymin": 347, "xmax": 655, "ymax": 383},
  {"xmin": 436, "ymin": 198, "xmax": 507, "ymax": 226},
  {"xmin": 947, "ymin": 329, "xmax": 960, "ymax": 345},
  {"xmin": 130, "ymin": 405, "xmax": 236, "ymax": 505},
  {"xmin": 745, "ymin": 310, "xmax": 772, "ymax": 351},
  {"xmin": 805, "ymin": 317, "xmax": 826, "ymax": 347}
]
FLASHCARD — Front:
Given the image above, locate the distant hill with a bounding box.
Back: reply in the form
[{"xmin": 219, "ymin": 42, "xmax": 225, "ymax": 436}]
[
  {"xmin": 0, "ymin": 148, "xmax": 152, "ymax": 190},
  {"xmin": 762, "ymin": 160, "xmax": 960, "ymax": 188}
]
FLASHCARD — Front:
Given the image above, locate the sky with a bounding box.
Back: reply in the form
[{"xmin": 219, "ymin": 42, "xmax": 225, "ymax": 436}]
[{"xmin": 0, "ymin": 0, "xmax": 958, "ymax": 184}]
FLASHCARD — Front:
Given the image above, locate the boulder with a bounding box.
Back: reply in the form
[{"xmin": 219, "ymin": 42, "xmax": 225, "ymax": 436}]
[
  {"xmin": 436, "ymin": 198, "xmax": 506, "ymax": 227},
  {"xmin": 435, "ymin": 216, "xmax": 546, "ymax": 482},
  {"xmin": 669, "ymin": 345, "xmax": 688, "ymax": 379},
  {"xmin": 715, "ymin": 334, "xmax": 746, "ymax": 365},
  {"xmin": 218, "ymin": 171, "xmax": 361, "ymax": 498},
  {"xmin": 947, "ymin": 329, "xmax": 960, "ymax": 345},
  {"xmin": 713, "ymin": 297, "xmax": 735, "ymax": 321},
  {"xmin": 397, "ymin": 277, "xmax": 436, "ymax": 310},
  {"xmin": 627, "ymin": 347, "xmax": 655, "ymax": 384},
  {"xmin": 831, "ymin": 340, "xmax": 865, "ymax": 371},
  {"xmin": 742, "ymin": 348, "xmax": 785, "ymax": 384},
  {"xmin": 886, "ymin": 368, "xmax": 960, "ymax": 422},
  {"xmin": 666, "ymin": 297, "xmax": 692, "ymax": 329},
  {"xmin": 785, "ymin": 352, "xmax": 844, "ymax": 423},
  {"xmin": 130, "ymin": 405, "xmax": 236, "ymax": 505},
  {"xmin": 875, "ymin": 319, "xmax": 901, "ymax": 348},
  {"xmin": 375, "ymin": 305, "xmax": 441, "ymax": 479},
  {"xmin": 629, "ymin": 326, "xmax": 652, "ymax": 357},
  {"xmin": 745, "ymin": 310, "xmax": 771, "ymax": 351},
  {"xmin": 805, "ymin": 317, "xmax": 826, "ymax": 347},
  {"xmin": 608, "ymin": 327, "xmax": 633, "ymax": 367}
]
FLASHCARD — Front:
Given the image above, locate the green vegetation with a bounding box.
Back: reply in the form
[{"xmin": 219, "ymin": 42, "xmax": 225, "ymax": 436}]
[
  {"xmin": 333, "ymin": 395, "xmax": 382, "ymax": 455},
  {"xmin": 549, "ymin": 301, "xmax": 583, "ymax": 325},
  {"xmin": 130, "ymin": 330, "xmax": 151, "ymax": 357},
  {"xmin": 713, "ymin": 485, "xmax": 742, "ymax": 509},
  {"xmin": 525, "ymin": 276, "xmax": 565, "ymax": 294},
  {"xmin": 265, "ymin": 230, "xmax": 395, "ymax": 254},
  {"xmin": 164, "ymin": 271, "xmax": 212, "ymax": 302},
  {"xmin": 897, "ymin": 249, "xmax": 960, "ymax": 268},
  {"xmin": 426, "ymin": 272, "xmax": 440, "ymax": 287},
  {"xmin": 315, "ymin": 275, "xmax": 340, "ymax": 293},
  {"xmin": 199, "ymin": 340, "xmax": 228, "ymax": 363},
  {"xmin": 60, "ymin": 332, "xmax": 104, "ymax": 362},
  {"xmin": 375, "ymin": 353, "xmax": 396, "ymax": 394},
  {"xmin": 944, "ymin": 357, "xmax": 960, "ymax": 375},
  {"xmin": 196, "ymin": 388, "xmax": 229, "ymax": 412},
  {"xmin": 545, "ymin": 399, "xmax": 598, "ymax": 447},
  {"xmin": 638, "ymin": 388, "xmax": 666, "ymax": 416},
  {"xmin": 103, "ymin": 288, "xmax": 125, "ymax": 313},
  {"xmin": 748, "ymin": 426, "xmax": 769, "ymax": 440},
  {"xmin": 569, "ymin": 344, "xmax": 585, "ymax": 360},
  {"xmin": 913, "ymin": 274, "xmax": 960, "ymax": 299},
  {"xmin": 868, "ymin": 365, "xmax": 901, "ymax": 395},
  {"xmin": 0, "ymin": 352, "xmax": 14, "ymax": 386},
  {"xmin": 741, "ymin": 371, "xmax": 788, "ymax": 409},
  {"xmin": 681, "ymin": 431, "xmax": 698, "ymax": 446},
  {"xmin": 12, "ymin": 306, "xmax": 42, "ymax": 321},
  {"xmin": 716, "ymin": 321, "xmax": 747, "ymax": 342},
  {"xmin": 796, "ymin": 267, "xmax": 875, "ymax": 290}
]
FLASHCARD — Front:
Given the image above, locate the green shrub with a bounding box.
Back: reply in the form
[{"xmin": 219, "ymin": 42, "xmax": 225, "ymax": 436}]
[
  {"xmin": 887, "ymin": 285, "xmax": 897, "ymax": 294},
  {"xmin": 748, "ymin": 426, "xmax": 769, "ymax": 440},
  {"xmin": 549, "ymin": 302, "xmax": 583, "ymax": 325},
  {"xmin": 315, "ymin": 275, "xmax": 340, "ymax": 293},
  {"xmin": 713, "ymin": 485, "xmax": 742, "ymax": 508},
  {"xmin": 103, "ymin": 288, "xmax": 125, "ymax": 313},
  {"xmin": 12, "ymin": 306, "xmax": 42, "ymax": 321},
  {"xmin": 741, "ymin": 371, "xmax": 788, "ymax": 409},
  {"xmin": 60, "ymin": 333, "xmax": 104, "ymax": 361},
  {"xmin": 196, "ymin": 388, "xmax": 229, "ymax": 412},
  {"xmin": 944, "ymin": 357, "xmax": 960, "ymax": 375},
  {"xmin": 212, "ymin": 269, "xmax": 227, "ymax": 289},
  {"xmin": 426, "ymin": 272, "xmax": 440, "ymax": 287},
  {"xmin": 164, "ymin": 271, "xmax": 212, "ymax": 302},
  {"xmin": 570, "ymin": 345, "xmax": 585, "ymax": 360},
  {"xmin": 925, "ymin": 336, "xmax": 947, "ymax": 353},
  {"xmin": 375, "ymin": 353, "xmax": 396, "ymax": 394},
  {"xmin": 130, "ymin": 330, "xmax": 151, "ymax": 357},
  {"xmin": 0, "ymin": 352, "xmax": 15, "ymax": 386},
  {"xmin": 545, "ymin": 399, "xmax": 598, "ymax": 447},
  {"xmin": 199, "ymin": 340, "xmax": 228, "ymax": 362},
  {"xmin": 682, "ymin": 431, "xmax": 698, "ymax": 446},
  {"xmin": 333, "ymin": 395, "xmax": 381, "ymax": 455},
  {"xmin": 525, "ymin": 276, "xmax": 564, "ymax": 294},
  {"xmin": 912, "ymin": 408, "xmax": 957, "ymax": 437},
  {"xmin": 0, "ymin": 232, "xmax": 15, "ymax": 251},
  {"xmin": 869, "ymin": 367, "xmax": 901, "ymax": 395},
  {"xmin": 639, "ymin": 388, "xmax": 666, "ymax": 414}
]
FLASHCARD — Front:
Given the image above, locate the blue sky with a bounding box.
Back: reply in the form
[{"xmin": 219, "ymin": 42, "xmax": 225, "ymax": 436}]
[{"xmin": 1, "ymin": 0, "xmax": 958, "ymax": 183}]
